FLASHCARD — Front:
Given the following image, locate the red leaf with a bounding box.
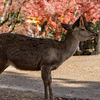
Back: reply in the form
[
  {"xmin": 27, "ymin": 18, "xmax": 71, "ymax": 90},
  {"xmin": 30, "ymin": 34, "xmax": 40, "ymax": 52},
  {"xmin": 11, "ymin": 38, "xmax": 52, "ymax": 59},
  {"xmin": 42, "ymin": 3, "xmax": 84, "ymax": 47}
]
[{"xmin": 55, "ymin": 33, "xmax": 61, "ymax": 40}]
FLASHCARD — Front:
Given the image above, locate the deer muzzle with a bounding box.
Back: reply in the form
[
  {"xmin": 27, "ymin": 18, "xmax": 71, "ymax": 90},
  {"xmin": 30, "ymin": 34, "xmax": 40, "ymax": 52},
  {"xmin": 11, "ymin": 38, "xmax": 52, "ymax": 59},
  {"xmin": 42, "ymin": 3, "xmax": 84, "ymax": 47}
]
[{"xmin": 90, "ymin": 31, "xmax": 98, "ymax": 40}]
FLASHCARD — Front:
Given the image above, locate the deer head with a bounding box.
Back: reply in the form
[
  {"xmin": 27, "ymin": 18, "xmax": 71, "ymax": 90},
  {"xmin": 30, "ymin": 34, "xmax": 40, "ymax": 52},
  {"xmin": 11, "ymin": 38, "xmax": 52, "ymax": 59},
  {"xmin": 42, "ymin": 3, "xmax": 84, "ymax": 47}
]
[{"xmin": 61, "ymin": 16, "xmax": 96, "ymax": 41}]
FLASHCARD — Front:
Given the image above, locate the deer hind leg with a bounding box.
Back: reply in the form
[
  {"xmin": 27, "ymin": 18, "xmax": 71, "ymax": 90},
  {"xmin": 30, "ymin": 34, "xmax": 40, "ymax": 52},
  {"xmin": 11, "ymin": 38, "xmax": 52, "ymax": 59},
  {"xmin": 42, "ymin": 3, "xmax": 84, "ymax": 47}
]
[
  {"xmin": 41, "ymin": 66, "xmax": 53, "ymax": 100},
  {"xmin": 0, "ymin": 63, "xmax": 8, "ymax": 74},
  {"xmin": 0, "ymin": 53, "xmax": 8, "ymax": 74}
]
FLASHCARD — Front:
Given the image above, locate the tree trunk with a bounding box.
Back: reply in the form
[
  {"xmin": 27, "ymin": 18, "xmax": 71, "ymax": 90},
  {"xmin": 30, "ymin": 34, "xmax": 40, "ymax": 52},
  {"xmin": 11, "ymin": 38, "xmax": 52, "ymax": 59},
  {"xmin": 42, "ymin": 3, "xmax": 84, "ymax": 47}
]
[{"xmin": 96, "ymin": 20, "xmax": 100, "ymax": 55}]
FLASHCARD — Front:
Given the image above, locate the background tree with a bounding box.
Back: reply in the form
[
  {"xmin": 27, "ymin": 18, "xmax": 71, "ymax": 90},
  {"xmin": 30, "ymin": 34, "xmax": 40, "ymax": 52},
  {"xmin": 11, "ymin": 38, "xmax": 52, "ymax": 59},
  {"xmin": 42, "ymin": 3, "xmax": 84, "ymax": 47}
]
[
  {"xmin": 0, "ymin": 0, "xmax": 100, "ymax": 54},
  {"xmin": 96, "ymin": 20, "xmax": 100, "ymax": 54}
]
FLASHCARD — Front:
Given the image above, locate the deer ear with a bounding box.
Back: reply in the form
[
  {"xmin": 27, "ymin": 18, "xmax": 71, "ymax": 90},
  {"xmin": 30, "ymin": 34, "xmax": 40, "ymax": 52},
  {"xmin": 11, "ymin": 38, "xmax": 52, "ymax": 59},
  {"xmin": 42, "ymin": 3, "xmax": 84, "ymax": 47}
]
[
  {"xmin": 79, "ymin": 16, "xmax": 85, "ymax": 27},
  {"xmin": 82, "ymin": 15, "xmax": 89, "ymax": 29},
  {"xmin": 61, "ymin": 23, "xmax": 71, "ymax": 30},
  {"xmin": 72, "ymin": 17, "xmax": 80, "ymax": 29}
]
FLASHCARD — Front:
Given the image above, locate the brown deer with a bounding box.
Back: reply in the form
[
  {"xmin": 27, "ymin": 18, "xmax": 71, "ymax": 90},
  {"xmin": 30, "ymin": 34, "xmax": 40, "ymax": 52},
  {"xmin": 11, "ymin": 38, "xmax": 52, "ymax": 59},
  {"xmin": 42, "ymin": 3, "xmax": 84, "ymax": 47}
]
[{"xmin": 0, "ymin": 16, "xmax": 95, "ymax": 100}]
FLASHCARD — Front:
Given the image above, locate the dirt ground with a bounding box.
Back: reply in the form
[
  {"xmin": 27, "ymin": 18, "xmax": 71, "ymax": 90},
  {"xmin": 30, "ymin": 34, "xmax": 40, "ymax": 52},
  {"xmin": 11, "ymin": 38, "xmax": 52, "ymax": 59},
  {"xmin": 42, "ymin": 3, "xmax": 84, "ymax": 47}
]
[{"xmin": 0, "ymin": 55, "xmax": 100, "ymax": 100}]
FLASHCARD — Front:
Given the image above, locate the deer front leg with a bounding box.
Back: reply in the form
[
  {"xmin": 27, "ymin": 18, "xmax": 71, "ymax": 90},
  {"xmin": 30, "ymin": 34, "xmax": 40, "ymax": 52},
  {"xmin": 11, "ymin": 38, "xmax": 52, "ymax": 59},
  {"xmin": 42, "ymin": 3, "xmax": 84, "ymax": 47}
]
[
  {"xmin": 48, "ymin": 75, "xmax": 53, "ymax": 100},
  {"xmin": 41, "ymin": 66, "xmax": 53, "ymax": 100}
]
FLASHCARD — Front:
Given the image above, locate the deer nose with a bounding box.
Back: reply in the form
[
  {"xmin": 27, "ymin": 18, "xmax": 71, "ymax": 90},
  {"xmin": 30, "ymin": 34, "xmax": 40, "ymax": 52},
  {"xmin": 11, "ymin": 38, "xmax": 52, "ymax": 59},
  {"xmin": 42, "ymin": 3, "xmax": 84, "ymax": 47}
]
[
  {"xmin": 94, "ymin": 32, "xmax": 98, "ymax": 37},
  {"xmin": 92, "ymin": 32, "xmax": 98, "ymax": 38},
  {"xmin": 90, "ymin": 30, "xmax": 98, "ymax": 37},
  {"xmin": 90, "ymin": 32, "xmax": 98, "ymax": 40}
]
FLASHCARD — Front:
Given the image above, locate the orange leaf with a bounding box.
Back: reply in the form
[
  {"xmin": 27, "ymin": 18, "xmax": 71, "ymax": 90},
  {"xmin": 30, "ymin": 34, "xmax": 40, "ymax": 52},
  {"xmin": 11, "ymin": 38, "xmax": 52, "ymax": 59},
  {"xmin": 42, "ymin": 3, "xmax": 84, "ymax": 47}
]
[{"xmin": 0, "ymin": 12, "xmax": 2, "ymax": 16}]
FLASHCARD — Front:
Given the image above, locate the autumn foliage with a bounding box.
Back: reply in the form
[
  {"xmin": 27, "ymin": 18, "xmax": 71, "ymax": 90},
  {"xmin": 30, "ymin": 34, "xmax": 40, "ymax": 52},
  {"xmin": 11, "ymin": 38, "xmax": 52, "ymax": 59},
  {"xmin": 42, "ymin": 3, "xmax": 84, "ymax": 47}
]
[{"xmin": 0, "ymin": 0, "xmax": 100, "ymax": 39}]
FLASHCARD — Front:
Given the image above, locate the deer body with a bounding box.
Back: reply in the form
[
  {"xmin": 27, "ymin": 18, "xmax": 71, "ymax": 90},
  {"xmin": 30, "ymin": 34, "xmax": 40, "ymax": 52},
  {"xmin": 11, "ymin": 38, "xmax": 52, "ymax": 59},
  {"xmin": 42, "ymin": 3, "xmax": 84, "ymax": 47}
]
[
  {"xmin": 0, "ymin": 16, "xmax": 95, "ymax": 100},
  {"xmin": 0, "ymin": 32, "xmax": 79, "ymax": 72}
]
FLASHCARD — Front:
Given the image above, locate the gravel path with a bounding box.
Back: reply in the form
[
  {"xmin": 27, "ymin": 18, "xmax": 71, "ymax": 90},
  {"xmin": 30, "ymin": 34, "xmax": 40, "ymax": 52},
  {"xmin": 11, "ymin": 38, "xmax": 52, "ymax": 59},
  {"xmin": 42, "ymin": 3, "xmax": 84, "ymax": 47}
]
[{"xmin": 0, "ymin": 55, "xmax": 100, "ymax": 100}]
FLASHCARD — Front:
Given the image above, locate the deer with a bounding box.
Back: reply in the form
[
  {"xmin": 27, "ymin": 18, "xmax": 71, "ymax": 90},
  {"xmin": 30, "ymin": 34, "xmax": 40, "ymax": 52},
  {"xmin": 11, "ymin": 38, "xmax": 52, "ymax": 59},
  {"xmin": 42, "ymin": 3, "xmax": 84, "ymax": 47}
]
[{"xmin": 0, "ymin": 15, "xmax": 96, "ymax": 100}]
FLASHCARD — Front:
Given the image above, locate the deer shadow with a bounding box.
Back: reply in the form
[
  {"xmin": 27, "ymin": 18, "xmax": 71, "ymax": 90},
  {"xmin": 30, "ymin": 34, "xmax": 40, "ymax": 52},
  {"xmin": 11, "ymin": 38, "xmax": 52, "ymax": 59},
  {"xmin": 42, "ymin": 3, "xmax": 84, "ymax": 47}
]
[{"xmin": 0, "ymin": 71, "xmax": 100, "ymax": 100}]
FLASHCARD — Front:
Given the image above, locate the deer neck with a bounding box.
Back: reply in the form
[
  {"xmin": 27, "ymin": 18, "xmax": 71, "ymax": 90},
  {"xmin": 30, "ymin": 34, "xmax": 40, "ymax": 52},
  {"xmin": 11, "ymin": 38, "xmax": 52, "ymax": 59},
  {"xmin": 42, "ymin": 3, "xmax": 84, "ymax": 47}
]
[{"xmin": 61, "ymin": 31, "xmax": 79, "ymax": 60}]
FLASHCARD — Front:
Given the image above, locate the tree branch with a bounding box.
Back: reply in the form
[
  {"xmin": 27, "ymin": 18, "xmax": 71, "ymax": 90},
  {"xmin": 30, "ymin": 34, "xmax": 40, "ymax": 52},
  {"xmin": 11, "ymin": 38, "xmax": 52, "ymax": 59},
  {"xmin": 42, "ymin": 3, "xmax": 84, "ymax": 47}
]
[
  {"xmin": 9, "ymin": 0, "xmax": 27, "ymax": 33},
  {"xmin": 0, "ymin": 15, "xmax": 9, "ymax": 27}
]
